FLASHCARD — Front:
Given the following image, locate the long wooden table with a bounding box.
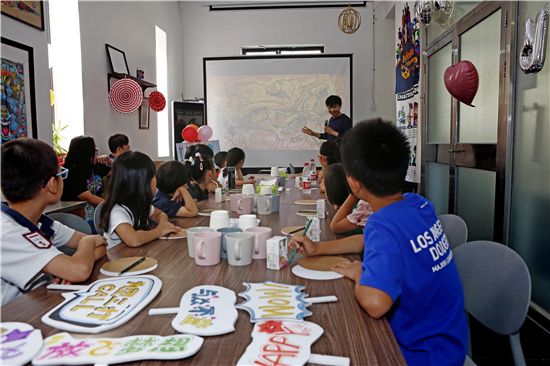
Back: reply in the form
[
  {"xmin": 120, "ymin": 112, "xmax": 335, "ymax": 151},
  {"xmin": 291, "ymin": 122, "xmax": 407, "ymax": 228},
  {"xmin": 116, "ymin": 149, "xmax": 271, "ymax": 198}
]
[{"xmin": 1, "ymin": 183, "xmax": 405, "ymax": 365}]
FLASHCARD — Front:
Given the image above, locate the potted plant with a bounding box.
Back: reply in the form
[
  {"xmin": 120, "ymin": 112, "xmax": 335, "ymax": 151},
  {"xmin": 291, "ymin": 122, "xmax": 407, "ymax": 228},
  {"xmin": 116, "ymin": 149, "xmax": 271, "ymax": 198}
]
[{"xmin": 52, "ymin": 121, "xmax": 68, "ymax": 166}]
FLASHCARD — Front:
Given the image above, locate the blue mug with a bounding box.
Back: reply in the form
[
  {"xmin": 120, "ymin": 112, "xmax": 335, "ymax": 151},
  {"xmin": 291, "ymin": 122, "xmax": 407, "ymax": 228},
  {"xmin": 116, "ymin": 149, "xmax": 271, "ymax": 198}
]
[
  {"xmin": 271, "ymin": 194, "xmax": 280, "ymax": 213},
  {"xmin": 217, "ymin": 226, "xmax": 242, "ymax": 259}
]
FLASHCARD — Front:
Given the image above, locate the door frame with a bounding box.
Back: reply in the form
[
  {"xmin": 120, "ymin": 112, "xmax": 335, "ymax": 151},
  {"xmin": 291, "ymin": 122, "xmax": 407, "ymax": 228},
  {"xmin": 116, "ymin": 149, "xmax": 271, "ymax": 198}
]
[{"xmin": 420, "ymin": 1, "xmax": 516, "ymax": 242}]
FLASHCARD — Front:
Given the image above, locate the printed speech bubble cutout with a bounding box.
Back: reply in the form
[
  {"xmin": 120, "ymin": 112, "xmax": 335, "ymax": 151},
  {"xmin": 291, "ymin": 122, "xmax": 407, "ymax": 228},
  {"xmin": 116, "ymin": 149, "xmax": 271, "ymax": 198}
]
[
  {"xmin": 1, "ymin": 322, "xmax": 43, "ymax": 366},
  {"xmin": 237, "ymin": 320, "xmax": 322, "ymax": 366},
  {"xmin": 41, "ymin": 275, "xmax": 162, "ymax": 333},
  {"xmin": 32, "ymin": 332, "xmax": 203, "ymax": 365},
  {"xmin": 148, "ymin": 285, "xmax": 238, "ymax": 336},
  {"xmin": 236, "ymin": 281, "xmax": 312, "ymax": 322}
]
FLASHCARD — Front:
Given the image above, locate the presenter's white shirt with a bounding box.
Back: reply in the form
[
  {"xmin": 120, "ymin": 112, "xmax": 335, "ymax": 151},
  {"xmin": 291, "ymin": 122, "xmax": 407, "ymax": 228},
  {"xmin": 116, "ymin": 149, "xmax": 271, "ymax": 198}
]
[{"xmin": 1, "ymin": 211, "xmax": 75, "ymax": 305}]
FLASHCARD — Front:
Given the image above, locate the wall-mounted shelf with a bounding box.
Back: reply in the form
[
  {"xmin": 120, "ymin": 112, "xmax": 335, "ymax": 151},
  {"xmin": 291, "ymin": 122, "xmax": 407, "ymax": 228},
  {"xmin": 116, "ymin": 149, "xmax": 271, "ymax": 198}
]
[{"xmin": 107, "ymin": 72, "xmax": 156, "ymax": 92}]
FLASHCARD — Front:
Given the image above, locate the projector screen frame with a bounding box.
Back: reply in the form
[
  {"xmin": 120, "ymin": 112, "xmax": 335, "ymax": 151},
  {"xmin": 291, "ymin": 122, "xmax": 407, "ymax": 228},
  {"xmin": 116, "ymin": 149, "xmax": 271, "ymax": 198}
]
[{"xmin": 203, "ymin": 54, "xmax": 353, "ymax": 167}]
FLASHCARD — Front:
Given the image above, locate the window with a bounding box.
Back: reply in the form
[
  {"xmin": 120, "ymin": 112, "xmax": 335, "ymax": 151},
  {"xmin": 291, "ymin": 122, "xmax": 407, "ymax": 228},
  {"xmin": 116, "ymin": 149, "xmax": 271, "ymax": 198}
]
[
  {"xmin": 155, "ymin": 26, "xmax": 169, "ymax": 158},
  {"xmin": 242, "ymin": 45, "xmax": 324, "ymax": 55}
]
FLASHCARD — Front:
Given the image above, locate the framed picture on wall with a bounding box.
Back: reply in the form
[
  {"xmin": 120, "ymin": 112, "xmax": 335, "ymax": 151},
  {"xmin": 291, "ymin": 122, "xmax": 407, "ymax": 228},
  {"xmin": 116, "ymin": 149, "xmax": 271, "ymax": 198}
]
[
  {"xmin": 106, "ymin": 44, "xmax": 130, "ymax": 75},
  {"xmin": 1, "ymin": 1, "xmax": 45, "ymax": 31},
  {"xmin": 1, "ymin": 37, "xmax": 37, "ymax": 143},
  {"xmin": 139, "ymin": 99, "xmax": 149, "ymax": 129}
]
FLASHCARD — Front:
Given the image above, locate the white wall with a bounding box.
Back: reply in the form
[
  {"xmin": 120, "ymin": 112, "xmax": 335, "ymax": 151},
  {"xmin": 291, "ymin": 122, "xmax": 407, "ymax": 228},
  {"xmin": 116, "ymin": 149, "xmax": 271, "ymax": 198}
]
[
  {"xmin": 178, "ymin": 1, "xmax": 396, "ymax": 123},
  {"xmin": 1, "ymin": 8, "xmax": 52, "ymax": 144},
  {"xmin": 78, "ymin": 1, "xmax": 185, "ymax": 158}
]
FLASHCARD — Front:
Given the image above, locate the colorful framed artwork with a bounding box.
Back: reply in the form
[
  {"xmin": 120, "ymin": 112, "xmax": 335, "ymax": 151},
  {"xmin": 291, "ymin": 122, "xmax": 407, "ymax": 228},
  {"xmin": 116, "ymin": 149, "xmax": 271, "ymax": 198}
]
[
  {"xmin": 1, "ymin": 37, "xmax": 37, "ymax": 143},
  {"xmin": 139, "ymin": 99, "xmax": 150, "ymax": 129},
  {"xmin": 1, "ymin": 2, "xmax": 45, "ymax": 31}
]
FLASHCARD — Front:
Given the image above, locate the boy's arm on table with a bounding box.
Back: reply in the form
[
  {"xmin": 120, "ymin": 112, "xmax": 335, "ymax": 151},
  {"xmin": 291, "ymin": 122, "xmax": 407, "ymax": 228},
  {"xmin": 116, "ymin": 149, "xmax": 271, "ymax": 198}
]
[
  {"xmin": 174, "ymin": 187, "xmax": 199, "ymax": 217},
  {"xmin": 289, "ymin": 234, "xmax": 363, "ymax": 256},
  {"xmin": 333, "ymin": 260, "xmax": 394, "ymax": 319},
  {"xmin": 115, "ymin": 208, "xmax": 179, "ymax": 247},
  {"xmin": 330, "ymin": 194, "xmax": 361, "ymax": 233},
  {"xmin": 43, "ymin": 235, "xmax": 106, "ymax": 282},
  {"xmin": 77, "ymin": 191, "xmax": 104, "ymax": 206}
]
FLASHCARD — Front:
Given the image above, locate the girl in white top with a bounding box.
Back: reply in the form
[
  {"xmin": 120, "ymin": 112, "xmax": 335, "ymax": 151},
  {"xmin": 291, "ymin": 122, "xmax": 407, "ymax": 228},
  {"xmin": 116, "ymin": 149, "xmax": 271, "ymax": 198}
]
[{"xmin": 100, "ymin": 151, "xmax": 180, "ymax": 248}]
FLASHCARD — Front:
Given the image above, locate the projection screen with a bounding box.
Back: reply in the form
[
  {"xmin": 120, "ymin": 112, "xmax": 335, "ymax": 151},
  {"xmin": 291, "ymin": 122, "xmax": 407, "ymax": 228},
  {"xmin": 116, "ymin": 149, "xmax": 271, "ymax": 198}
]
[{"xmin": 204, "ymin": 55, "xmax": 352, "ymax": 167}]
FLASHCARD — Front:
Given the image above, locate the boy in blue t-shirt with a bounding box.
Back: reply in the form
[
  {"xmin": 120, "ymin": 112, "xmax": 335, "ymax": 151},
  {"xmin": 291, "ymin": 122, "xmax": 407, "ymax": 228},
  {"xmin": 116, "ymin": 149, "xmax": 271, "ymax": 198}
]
[
  {"xmin": 332, "ymin": 119, "xmax": 468, "ymax": 365},
  {"xmin": 152, "ymin": 161, "xmax": 199, "ymax": 218}
]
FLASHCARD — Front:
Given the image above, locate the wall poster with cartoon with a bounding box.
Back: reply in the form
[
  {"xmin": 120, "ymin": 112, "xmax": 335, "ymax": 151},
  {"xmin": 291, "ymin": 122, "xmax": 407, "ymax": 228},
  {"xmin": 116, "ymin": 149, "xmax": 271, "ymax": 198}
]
[
  {"xmin": 395, "ymin": 3, "xmax": 420, "ymax": 183},
  {"xmin": 1, "ymin": 37, "xmax": 37, "ymax": 144}
]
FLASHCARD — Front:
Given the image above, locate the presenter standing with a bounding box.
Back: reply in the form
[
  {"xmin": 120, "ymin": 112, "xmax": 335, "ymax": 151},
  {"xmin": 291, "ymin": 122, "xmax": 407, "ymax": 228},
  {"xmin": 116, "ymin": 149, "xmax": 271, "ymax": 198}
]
[{"xmin": 302, "ymin": 95, "xmax": 352, "ymax": 142}]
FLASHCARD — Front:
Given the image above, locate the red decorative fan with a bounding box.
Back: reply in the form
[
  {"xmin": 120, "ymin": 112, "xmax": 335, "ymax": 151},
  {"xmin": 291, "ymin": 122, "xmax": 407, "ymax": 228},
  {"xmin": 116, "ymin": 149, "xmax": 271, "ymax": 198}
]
[
  {"xmin": 148, "ymin": 91, "xmax": 166, "ymax": 112},
  {"xmin": 108, "ymin": 79, "xmax": 143, "ymax": 113}
]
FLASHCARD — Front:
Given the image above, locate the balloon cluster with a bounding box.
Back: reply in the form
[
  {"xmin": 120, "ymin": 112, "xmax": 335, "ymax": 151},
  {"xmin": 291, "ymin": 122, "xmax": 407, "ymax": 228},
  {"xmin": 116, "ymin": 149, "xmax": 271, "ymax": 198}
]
[{"xmin": 181, "ymin": 124, "xmax": 213, "ymax": 143}]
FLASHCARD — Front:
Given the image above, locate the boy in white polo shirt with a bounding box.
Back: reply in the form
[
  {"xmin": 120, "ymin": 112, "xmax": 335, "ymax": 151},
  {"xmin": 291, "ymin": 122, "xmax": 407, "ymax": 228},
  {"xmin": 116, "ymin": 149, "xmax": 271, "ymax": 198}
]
[{"xmin": 1, "ymin": 138, "xmax": 107, "ymax": 305}]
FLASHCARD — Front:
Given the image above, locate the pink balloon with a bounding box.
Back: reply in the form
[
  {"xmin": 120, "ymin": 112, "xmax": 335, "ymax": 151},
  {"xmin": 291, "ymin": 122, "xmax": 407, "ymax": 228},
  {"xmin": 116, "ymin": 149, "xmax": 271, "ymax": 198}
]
[{"xmin": 198, "ymin": 125, "xmax": 213, "ymax": 142}]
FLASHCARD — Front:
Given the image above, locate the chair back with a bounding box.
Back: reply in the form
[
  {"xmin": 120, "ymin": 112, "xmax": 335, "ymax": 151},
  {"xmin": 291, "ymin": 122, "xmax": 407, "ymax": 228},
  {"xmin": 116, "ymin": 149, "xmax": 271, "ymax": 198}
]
[
  {"xmin": 439, "ymin": 214, "xmax": 468, "ymax": 249},
  {"xmin": 94, "ymin": 201, "xmax": 105, "ymax": 235},
  {"xmin": 454, "ymin": 240, "xmax": 531, "ymax": 335},
  {"xmin": 48, "ymin": 213, "xmax": 92, "ymax": 235}
]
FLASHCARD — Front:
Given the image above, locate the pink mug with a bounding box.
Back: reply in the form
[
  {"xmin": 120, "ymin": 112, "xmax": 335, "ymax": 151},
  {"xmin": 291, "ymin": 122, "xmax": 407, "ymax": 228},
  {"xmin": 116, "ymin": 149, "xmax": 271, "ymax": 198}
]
[
  {"xmin": 230, "ymin": 194, "xmax": 243, "ymax": 212},
  {"xmin": 193, "ymin": 231, "xmax": 222, "ymax": 266},
  {"xmin": 246, "ymin": 226, "xmax": 273, "ymax": 260},
  {"xmin": 237, "ymin": 195, "xmax": 254, "ymax": 215}
]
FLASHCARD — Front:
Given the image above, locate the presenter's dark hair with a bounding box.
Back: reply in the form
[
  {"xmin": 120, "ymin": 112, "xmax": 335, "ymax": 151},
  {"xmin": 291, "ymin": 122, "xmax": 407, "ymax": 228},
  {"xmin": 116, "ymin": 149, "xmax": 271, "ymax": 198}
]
[{"xmin": 325, "ymin": 95, "xmax": 342, "ymax": 107}]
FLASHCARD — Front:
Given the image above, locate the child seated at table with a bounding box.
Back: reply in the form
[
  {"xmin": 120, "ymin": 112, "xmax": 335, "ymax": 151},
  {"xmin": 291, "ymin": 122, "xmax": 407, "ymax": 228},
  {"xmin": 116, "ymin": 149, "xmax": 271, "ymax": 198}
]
[
  {"xmin": 214, "ymin": 151, "xmax": 227, "ymax": 171},
  {"xmin": 334, "ymin": 118, "xmax": 467, "ymax": 365},
  {"xmin": 317, "ymin": 141, "xmax": 340, "ymax": 193},
  {"xmin": 324, "ymin": 163, "xmax": 350, "ymax": 210},
  {"xmin": 185, "ymin": 152, "xmax": 216, "ymax": 202},
  {"xmin": 100, "ymin": 151, "xmax": 181, "ymax": 248},
  {"xmin": 185, "ymin": 144, "xmax": 220, "ymax": 193},
  {"xmin": 153, "ymin": 161, "xmax": 199, "ymax": 218},
  {"xmin": 1, "ymin": 138, "xmax": 107, "ymax": 305},
  {"xmin": 218, "ymin": 147, "xmax": 256, "ymax": 187}
]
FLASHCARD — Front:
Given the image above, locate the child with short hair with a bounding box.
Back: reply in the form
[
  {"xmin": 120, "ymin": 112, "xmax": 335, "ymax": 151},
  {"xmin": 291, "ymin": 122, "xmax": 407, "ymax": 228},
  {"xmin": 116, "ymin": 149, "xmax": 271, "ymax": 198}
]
[
  {"xmin": 100, "ymin": 151, "xmax": 180, "ymax": 248},
  {"xmin": 323, "ymin": 163, "xmax": 350, "ymax": 209},
  {"xmin": 214, "ymin": 151, "xmax": 227, "ymax": 172},
  {"xmin": 318, "ymin": 141, "xmax": 340, "ymax": 193},
  {"xmin": 219, "ymin": 147, "xmax": 255, "ymax": 187},
  {"xmin": 185, "ymin": 153, "xmax": 216, "ymax": 201},
  {"xmin": 108, "ymin": 133, "xmax": 131, "ymax": 159},
  {"xmin": 153, "ymin": 161, "xmax": 199, "ymax": 218},
  {"xmin": 333, "ymin": 119, "xmax": 468, "ymax": 365},
  {"xmin": 1, "ymin": 138, "xmax": 106, "ymax": 305}
]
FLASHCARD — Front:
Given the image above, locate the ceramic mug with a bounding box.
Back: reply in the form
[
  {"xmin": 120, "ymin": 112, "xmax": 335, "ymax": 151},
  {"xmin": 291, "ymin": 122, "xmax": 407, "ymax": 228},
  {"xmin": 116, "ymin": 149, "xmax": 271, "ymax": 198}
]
[
  {"xmin": 246, "ymin": 226, "xmax": 272, "ymax": 260},
  {"xmin": 239, "ymin": 214, "xmax": 258, "ymax": 231},
  {"xmin": 237, "ymin": 195, "xmax": 254, "ymax": 215},
  {"xmin": 242, "ymin": 184, "xmax": 255, "ymax": 196},
  {"xmin": 230, "ymin": 194, "xmax": 243, "ymax": 212},
  {"xmin": 186, "ymin": 226, "xmax": 213, "ymax": 257},
  {"xmin": 260, "ymin": 185, "xmax": 272, "ymax": 195},
  {"xmin": 271, "ymin": 194, "xmax": 280, "ymax": 213},
  {"xmin": 225, "ymin": 232, "xmax": 254, "ymax": 266},
  {"xmin": 217, "ymin": 226, "xmax": 242, "ymax": 259},
  {"xmin": 256, "ymin": 195, "xmax": 272, "ymax": 215},
  {"xmin": 193, "ymin": 231, "xmax": 222, "ymax": 266},
  {"xmin": 209, "ymin": 210, "xmax": 230, "ymax": 230},
  {"xmin": 270, "ymin": 166, "xmax": 279, "ymax": 177}
]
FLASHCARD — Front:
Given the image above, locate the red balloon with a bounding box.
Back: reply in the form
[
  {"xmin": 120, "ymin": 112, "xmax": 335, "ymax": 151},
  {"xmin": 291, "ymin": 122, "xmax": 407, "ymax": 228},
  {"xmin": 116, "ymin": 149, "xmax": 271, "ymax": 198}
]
[
  {"xmin": 444, "ymin": 60, "xmax": 479, "ymax": 107},
  {"xmin": 182, "ymin": 125, "xmax": 199, "ymax": 142},
  {"xmin": 189, "ymin": 124, "xmax": 199, "ymax": 131}
]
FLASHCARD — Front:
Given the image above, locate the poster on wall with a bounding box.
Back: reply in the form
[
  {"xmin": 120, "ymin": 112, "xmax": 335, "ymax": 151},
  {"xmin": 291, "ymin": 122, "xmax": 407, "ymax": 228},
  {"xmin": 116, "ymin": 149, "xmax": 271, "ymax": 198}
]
[
  {"xmin": 1, "ymin": 38, "xmax": 37, "ymax": 143},
  {"xmin": 1, "ymin": 1, "xmax": 45, "ymax": 31},
  {"xmin": 395, "ymin": 3, "xmax": 421, "ymax": 183}
]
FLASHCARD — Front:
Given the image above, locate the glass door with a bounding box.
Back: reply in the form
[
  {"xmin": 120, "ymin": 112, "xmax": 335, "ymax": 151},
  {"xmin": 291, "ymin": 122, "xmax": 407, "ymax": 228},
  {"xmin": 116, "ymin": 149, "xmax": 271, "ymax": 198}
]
[{"xmin": 422, "ymin": 2, "xmax": 514, "ymax": 242}]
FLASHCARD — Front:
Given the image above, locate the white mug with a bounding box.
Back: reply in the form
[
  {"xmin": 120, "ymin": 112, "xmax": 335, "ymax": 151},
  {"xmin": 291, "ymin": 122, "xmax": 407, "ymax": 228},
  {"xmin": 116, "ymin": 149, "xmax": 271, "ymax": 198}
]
[
  {"xmin": 209, "ymin": 210, "xmax": 230, "ymax": 230},
  {"xmin": 260, "ymin": 185, "xmax": 272, "ymax": 195},
  {"xmin": 242, "ymin": 183, "xmax": 255, "ymax": 196},
  {"xmin": 239, "ymin": 214, "xmax": 258, "ymax": 231},
  {"xmin": 186, "ymin": 227, "xmax": 213, "ymax": 257},
  {"xmin": 246, "ymin": 226, "xmax": 273, "ymax": 260},
  {"xmin": 256, "ymin": 195, "xmax": 272, "ymax": 215},
  {"xmin": 225, "ymin": 232, "xmax": 254, "ymax": 266},
  {"xmin": 270, "ymin": 166, "xmax": 279, "ymax": 177}
]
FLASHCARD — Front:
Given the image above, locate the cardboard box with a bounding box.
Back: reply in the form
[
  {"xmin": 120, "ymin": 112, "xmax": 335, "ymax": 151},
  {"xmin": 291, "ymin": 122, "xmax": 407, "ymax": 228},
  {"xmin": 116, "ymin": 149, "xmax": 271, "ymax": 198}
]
[{"xmin": 266, "ymin": 236, "xmax": 288, "ymax": 270}]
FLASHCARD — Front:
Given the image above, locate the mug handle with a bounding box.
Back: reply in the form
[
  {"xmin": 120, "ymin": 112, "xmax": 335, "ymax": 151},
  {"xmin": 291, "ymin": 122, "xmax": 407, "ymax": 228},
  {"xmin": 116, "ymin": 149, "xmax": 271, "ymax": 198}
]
[
  {"xmin": 253, "ymin": 235, "xmax": 260, "ymax": 255},
  {"xmin": 197, "ymin": 240, "xmax": 205, "ymax": 259},
  {"xmin": 235, "ymin": 240, "xmax": 241, "ymax": 261}
]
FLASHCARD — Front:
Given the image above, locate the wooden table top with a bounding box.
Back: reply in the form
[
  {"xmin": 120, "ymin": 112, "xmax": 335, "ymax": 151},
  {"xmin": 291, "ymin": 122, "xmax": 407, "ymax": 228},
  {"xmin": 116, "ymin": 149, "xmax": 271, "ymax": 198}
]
[{"xmin": 1, "ymin": 184, "xmax": 405, "ymax": 365}]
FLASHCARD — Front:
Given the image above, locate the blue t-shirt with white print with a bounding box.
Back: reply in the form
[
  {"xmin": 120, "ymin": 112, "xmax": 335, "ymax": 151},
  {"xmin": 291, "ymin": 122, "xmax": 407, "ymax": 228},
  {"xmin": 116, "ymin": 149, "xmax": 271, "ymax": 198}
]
[{"xmin": 360, "ymin": 193, "xmax": 467, "ymax": 366}]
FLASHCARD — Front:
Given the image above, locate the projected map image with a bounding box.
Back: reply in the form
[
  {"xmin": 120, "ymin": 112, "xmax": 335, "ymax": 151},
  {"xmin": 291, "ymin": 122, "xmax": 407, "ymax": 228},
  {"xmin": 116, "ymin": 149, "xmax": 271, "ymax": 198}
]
[{"xmin": 207, "ymin": 74, "xmax": 349, "ymax": 150}]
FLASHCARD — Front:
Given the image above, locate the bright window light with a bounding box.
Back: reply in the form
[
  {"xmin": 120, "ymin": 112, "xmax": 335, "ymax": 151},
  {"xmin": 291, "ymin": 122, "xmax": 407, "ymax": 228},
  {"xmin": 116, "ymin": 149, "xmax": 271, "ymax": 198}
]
[
  {"xmin": 155, "ymin": 26, "xmax": 169, "ymax": 158},
  {"xmin": 49, "ymin": 0, "xmax": 84, "ymax": 149}
]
